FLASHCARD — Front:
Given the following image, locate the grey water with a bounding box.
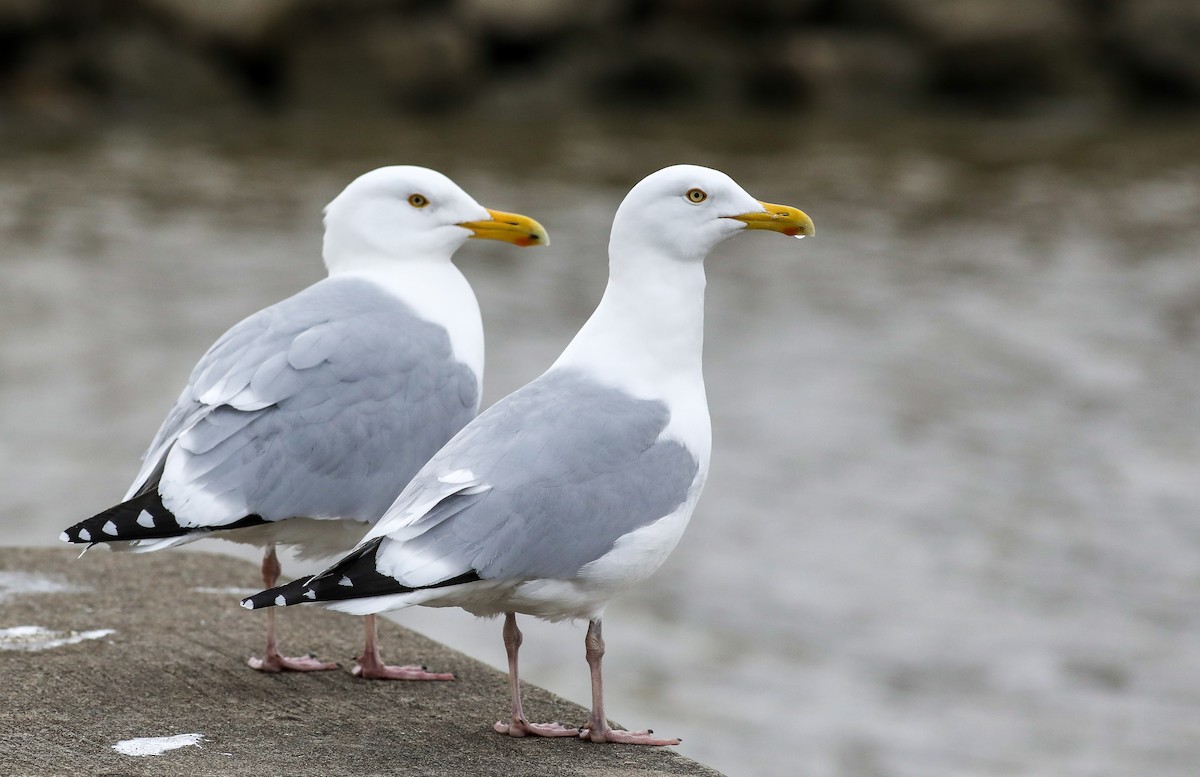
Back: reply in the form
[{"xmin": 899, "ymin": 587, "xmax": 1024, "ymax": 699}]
[{"xmin": 2, "ymin": 116, "xmax": 1199, "ymax": 777}]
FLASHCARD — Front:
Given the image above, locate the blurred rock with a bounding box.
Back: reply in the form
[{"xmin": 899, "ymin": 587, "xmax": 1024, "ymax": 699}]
[
  {"xmin": 580, "ymin": 23, "xmax": 742, "ymax": 108},
  {"xmin": 368, "ymin": 18, "xmax": 480, "ymax": 110},
  {"xmin": 5, "ymin": 38, "xmax": 95, "ymax": 121},
  {"xmin": 0, "ymin": 0, "xmax": 51, "ymax": 25},
  {"xmin": 458, "ymin": 0, "xmax": 582, "ymax": 39},
  {"xmin": 0, "ymin": 5, "xmax": 246, "ymax": 120},
  {"xmin": 888, "ymin": 0, "xmax": 1078, "ymax": 45},
  {"xmin": 776, "ymin": 33, "xmax": 927, "ymax": 112},
  {"xmin": 0, "ymin": 0, "xmax": 1197, "ymax": 121},
  {"xmin": 140, "ymin": 0, "xmax": 298, "ymax": 45},
  {"xmin": 285, "ymin": 9, "xmax": 480, "ymax": 113},
  {"xmin": 1107, "ymin": 0, "xmax": 1200, "ymax": 102},
  {"xmin": 655, "ymin": 0, "xmax": 823, "ymax": 29},
  {"xmin": 99, "ymin": 26, "xmax": 244, "ymax": 112},
  {"xmin": 455, "ymin": 0, "xmax": 606, "ymax": 82},
  {"xmin": 888, "ymin": 0, "xmax": 1096, "ymax": 106}
]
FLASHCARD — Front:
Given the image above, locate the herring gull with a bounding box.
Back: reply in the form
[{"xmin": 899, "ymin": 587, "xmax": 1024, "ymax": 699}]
[
  {"xmin": 61, "ymin": 165, "xmax": 548, "ymax": 678},
  {"xmin": 242, "ymin": 164, "xmax": 812, "ymax": 743}
]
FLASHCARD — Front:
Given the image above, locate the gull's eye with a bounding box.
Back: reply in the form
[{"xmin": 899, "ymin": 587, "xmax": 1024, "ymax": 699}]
[
  {"xmin": 685, "ymin": 188, "xmax": 707, "ymax": 204},
  {"xmin": 408, "ymin": 193, "xmax": 429, "ymax": 208}
]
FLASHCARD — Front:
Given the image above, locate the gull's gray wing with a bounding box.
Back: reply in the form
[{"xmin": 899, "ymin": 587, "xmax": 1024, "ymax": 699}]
[
  {"xmin": 140, "ymin": 276, "xmax": 478, "ymax": 529},
  {"xmin": 369, "ymin": 368, "xmax": 701, "ymax": 586}
]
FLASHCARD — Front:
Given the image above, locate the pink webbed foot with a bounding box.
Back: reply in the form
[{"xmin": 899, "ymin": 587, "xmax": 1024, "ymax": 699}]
[
  {"xmin": 494, "ymin": 718, "xmax": 582, "ymax": 738},
  {"xmin": 579, "ymin": 723, "xmax": 681, "ymax": 746},
  {"xmin": 351, "ymin": 660, "xmax": 454, "ymax": 681},
  {"xmin": 247, "ymin": 653, "xmax": 338, "ymax": 673},
  {"xmin": 353, "ymin": 614, "xmax": 454, "ymax": 680}
]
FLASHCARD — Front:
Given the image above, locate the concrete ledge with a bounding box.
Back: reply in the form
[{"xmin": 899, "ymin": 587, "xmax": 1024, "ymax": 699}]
[{"xmin": 0, "ymin": 547, "xmax": 723, "ymax": 777}]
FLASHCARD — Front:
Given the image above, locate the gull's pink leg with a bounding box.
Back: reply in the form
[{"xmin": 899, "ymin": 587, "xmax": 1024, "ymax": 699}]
[
  {"xmin": 579, "ymin": 618, "xmax": 680, "ymax": 745},
  {"xmin": 247, "ymin": 545, "xmax": 337, "ymax": 673},
  {"xmin": 494, "ymin": 612, "xmax": 579, "ymax": 738},
  {"xmin": 352, "ymin": 614, "xmax": 454, "ymax": 681}
]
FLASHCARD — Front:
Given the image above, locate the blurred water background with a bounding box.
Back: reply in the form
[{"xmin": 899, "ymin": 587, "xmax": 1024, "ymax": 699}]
[{"xmin": 3, "ymin": 2, "xmax": 1200, "ymax": 776}]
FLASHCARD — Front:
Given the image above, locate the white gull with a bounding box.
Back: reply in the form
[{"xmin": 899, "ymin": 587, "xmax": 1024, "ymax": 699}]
[
  {"xmin": 61, "ymin": 166, "xmax": 548, "ymax": 678},
  {"xmin": 243, "ymin": 164, "xmax": 813, "ymax": 743}
]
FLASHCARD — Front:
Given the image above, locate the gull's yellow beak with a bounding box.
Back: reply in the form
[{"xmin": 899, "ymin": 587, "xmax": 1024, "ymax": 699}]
[
  {"xmin": 731, "ymin": 201, "xmax": 815, "ymax": 239},
  {"xmin": 458, "ymin": 208, "xmax": 550, "ymax": 248}
]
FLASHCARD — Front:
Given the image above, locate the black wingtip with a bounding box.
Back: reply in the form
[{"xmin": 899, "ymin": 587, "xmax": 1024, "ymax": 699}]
[
  {"xmin": 60, "ymin": 520, "xmax": 113, "ymax": 545},
  {"xmin": 63, "ymin": 488, "xmax": 186, "ymax": 545},
  {"xmin": 240, "ymin": 539, "xmax": 394, "ymax": 609},
  {"xmin": 241, "ymin": 578, "xmax": 314, "ymax": 610},
  {"xmin": 64, "ymin": 487, "xmax": 270, "ymax": 546},
  {"xmin": 241, "ymin": 537, "xmax": 484, "ymax": 610},
  {"xmin": 240, "ymin": 592, "xmax": 274, "ymax": 610}
]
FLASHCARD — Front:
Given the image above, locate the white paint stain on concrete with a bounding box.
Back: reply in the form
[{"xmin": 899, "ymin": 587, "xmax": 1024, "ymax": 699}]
[
  {"xmin": 112, "ymin": 733, "xmax": 205, "ymax": 757},
  {"xmin": 190, "ymin": 586, "xmax": 259, "ymax": 596},
  {"xmin": 0, "ymin": 571, "xmax": 82, "ymax": 602},
  {"xmin": 0, "ymin": 625, "xmax": 114, "ymax": 651}
]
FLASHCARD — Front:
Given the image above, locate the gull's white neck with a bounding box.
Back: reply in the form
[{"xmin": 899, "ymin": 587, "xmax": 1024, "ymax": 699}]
[
  {"xmin": 329, "ymin": 257, "xmax": 484, "ymax": 391},
  {"xmin": 553, "ymin": 246, "xmax": 711, "ymax": 458}
]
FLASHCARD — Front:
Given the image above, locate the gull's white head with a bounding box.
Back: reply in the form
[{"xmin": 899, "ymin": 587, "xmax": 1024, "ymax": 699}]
[
  {"xmin": 610, "ymin": 164, "xmax": 814, "ymax": 263},
  {"xmin": 322, "ymin": 165, "xmax": 549, "ymax": 274}
]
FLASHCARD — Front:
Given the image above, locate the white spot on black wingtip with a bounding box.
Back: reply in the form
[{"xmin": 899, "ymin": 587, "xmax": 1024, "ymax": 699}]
[
  {"xmin": 78, "ymin": 528, "xmax": 91, "ymax": 542},
  {"xmin": 58, "ymin": 531, "xmax": 70, "ymax": 543},
  {"xmin": 338, "ymin": 576, "xmax": 353, "ymax": 587},
  {"xmin": 240, "ymin": 599, "xmax": 254, "ymax": 609},
  {"xmin": 274, "ymin": 595, "xmax": 286, "ymax": 607},
  {"xmin": 102, "ymin": 521, "xmax": 118, "ymax": 536},
  {"xmin": 303, "ymin": 589, "xmax": 316, "ymax": 600},
  {"xmin": 136, "ymin": 510, "xmax": 155, "ymax": 529}
]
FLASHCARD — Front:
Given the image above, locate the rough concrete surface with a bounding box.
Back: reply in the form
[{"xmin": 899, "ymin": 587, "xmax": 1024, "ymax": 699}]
[{"xmin": 0, "ymin": 547, "xmax": 724, "ymax": 777}]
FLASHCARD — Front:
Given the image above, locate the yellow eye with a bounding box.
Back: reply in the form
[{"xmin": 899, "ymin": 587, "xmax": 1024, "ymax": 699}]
[
  {"xmin": 686, "ymin": 188, "xmax": 707, "ymax": 203},
  {"xmin": 408, "ymin": 193, "xmax": 429, "ymax": 208}
]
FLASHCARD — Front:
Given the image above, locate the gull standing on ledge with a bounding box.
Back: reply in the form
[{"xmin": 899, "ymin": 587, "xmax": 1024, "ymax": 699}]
[
  {"xmin": 62, "ymin": 166, "xmax": 548, "ymax": 678},
  {"xmin": 243, "ymin": 164, "xmax": 813, "ymax": 744}
]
